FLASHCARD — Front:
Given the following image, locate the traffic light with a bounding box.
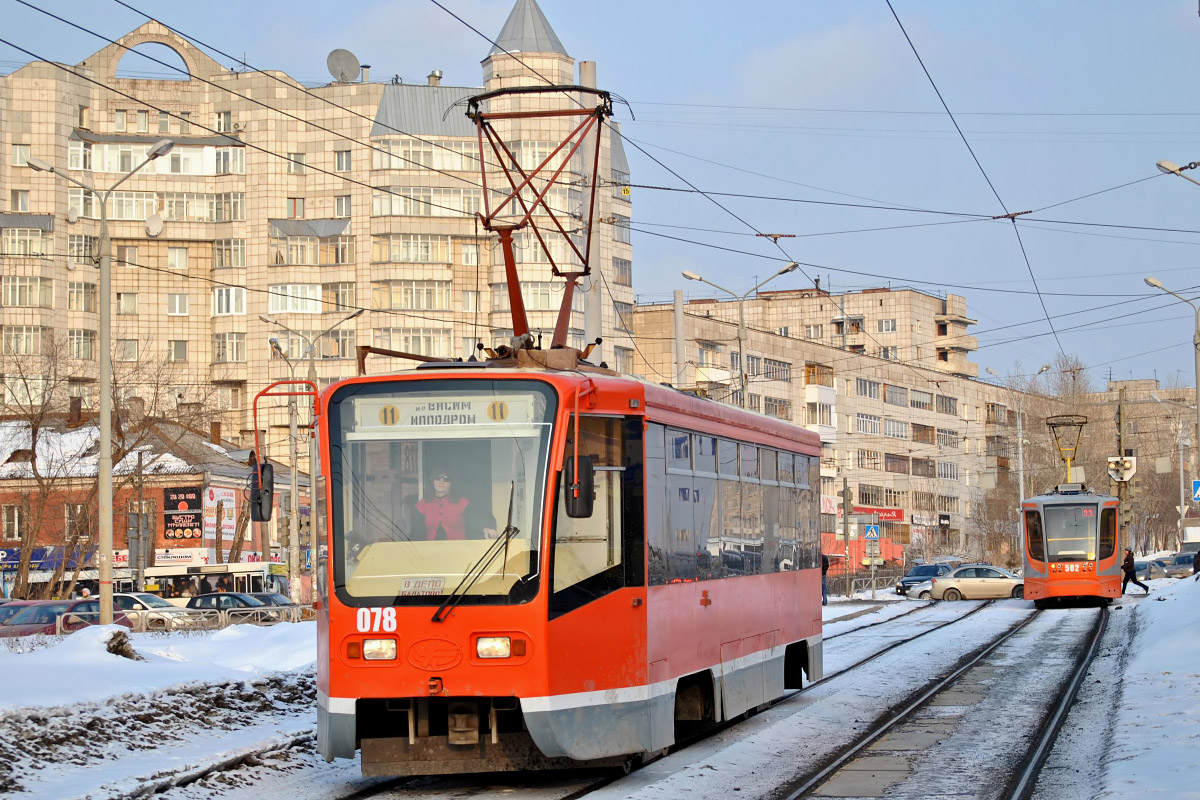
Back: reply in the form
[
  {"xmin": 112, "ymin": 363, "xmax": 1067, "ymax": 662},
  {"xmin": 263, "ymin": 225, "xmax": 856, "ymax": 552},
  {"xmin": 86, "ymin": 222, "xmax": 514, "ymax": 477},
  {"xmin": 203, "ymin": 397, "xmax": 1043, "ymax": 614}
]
[{"xmin": 1107, "ymin": 456, "xmax": 1137, "ymax": 482}]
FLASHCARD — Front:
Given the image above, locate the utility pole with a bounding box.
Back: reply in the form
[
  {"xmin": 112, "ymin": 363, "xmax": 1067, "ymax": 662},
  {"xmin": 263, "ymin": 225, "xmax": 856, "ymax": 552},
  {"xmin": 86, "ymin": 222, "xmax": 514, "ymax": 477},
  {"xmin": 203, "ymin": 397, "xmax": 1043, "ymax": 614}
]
[
  {"xmin": 1117, "ymin": 388, "xmax": 1130, "ymax": 550},
  {"xmin": 841, "ymin": 476, "xmax": 852, "ymax": 599},
  {"xmin": 288, "ymin": 389, "xmax": 301, "ymax": 603},
  {"xmin": 136, "ymin": 451, "xmax": 145, "ymax": 591}
]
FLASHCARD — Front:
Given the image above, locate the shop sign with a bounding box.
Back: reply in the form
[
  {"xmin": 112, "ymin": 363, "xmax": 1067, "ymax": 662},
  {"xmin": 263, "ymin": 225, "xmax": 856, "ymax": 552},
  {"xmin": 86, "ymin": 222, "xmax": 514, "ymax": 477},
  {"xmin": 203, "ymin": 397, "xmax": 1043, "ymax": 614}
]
[
  {"xmin": 203, "ymin": 486, "xmax": 238, "ymax": 540},
  {"xmin": 164, "ymin": 486, "xmax": 203, "ymax": 541},
  {"xmin": 853, "ymin": 506, "xmax": 905, "ymax": 522}
]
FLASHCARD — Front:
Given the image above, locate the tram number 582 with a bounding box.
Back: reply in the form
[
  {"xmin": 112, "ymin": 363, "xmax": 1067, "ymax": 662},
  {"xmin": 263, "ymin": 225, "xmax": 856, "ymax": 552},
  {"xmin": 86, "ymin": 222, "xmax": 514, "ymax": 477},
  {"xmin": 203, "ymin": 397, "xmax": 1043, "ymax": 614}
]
[{"xmin": 356, "ymin": 607, "xmax": 398, "ymax": 633}]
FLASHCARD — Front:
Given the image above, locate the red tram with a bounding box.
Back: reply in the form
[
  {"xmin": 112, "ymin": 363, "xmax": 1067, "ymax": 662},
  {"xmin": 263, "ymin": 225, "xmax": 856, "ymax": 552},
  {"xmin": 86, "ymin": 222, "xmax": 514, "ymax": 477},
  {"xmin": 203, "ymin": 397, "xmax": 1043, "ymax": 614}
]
[
  {"xmin": 1022, "ymin": 484, "xmax": 1122, "ymax": 608},
  {"xmin": 242, "ymin": 80, "xmax": 824, "ymax": 776},
  {"xmin": 295, "ymin": 364, "xmax": 823, "ymax": 775}
]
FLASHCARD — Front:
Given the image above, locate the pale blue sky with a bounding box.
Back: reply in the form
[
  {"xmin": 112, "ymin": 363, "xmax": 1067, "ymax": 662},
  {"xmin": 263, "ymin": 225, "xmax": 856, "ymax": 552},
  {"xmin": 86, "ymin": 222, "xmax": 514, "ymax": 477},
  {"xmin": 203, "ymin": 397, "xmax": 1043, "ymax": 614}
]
[{"xmin": 5, "ymin": 1, "xmax": 1200, "ymax": 389}]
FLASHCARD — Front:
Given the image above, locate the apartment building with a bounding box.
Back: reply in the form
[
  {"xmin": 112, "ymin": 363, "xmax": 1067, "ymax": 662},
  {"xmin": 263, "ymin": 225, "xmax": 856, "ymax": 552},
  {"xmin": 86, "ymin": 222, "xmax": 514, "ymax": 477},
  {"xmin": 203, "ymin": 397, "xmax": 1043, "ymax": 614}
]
[
  {"xmin": 634, "ymin": 288, "xmax": 1021, "ymax": 563},
  {"xmin": 0, "ymin": 0, "xmax": 635, "ymax": 460}
]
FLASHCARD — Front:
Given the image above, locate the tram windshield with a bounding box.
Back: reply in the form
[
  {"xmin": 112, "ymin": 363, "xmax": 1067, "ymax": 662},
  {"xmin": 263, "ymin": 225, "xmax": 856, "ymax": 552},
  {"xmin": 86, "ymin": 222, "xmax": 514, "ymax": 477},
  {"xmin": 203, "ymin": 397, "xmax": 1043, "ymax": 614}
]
[
  {"xmin": 1043, "ymin": 504, "xmax": 1099, "ymax": 561},
  {"xmin": 326, "ymin": 379, "xmax": 556, "ymax": 605}
]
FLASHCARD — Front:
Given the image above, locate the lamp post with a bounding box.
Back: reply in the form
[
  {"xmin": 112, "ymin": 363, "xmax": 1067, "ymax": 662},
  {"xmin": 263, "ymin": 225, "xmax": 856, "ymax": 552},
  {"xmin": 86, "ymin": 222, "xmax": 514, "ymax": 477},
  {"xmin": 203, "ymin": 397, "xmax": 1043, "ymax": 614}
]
[
  {"xmin": 28, "ymin": 139, "xmax": 174, "ymax": 624},
  {"xmin": 682, "ymin": 262, "xmax": 798, "ymax": 408},
  {"xmin": 1144, "ymin": 276, "xmax": 1200, "ymax": 465},
  {"xmin": 261, "ymin": 309, "xmax": 363, "ymax": 601},
  {"xmin": 1156, "ymin": 159, "xmax": 1200, "ymax": 188}
]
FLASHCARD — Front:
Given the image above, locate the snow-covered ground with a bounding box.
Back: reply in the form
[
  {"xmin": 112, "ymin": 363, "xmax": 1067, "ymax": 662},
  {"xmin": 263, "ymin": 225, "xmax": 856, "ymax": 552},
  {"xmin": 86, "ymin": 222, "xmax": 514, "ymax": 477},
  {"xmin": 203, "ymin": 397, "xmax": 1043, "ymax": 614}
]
[{"xmin": 1, "ymin": 576, "xmax": 1196, "ymax": 798}]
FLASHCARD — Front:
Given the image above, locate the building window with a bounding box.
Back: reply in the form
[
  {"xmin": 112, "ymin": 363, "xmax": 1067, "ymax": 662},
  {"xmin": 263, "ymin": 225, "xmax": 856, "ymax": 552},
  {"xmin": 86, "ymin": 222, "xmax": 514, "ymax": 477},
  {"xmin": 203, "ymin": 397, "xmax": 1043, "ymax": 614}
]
[
  {"xmin": 764, "ymin": 396, "xmax": 790, "ymax": 419},
  {"xmin": 116, "ymin": 292, "xmax": 137, "ymax": 314},
  {"xmin": 178, "ymin": 111, "xmax": 191, "ymax": 134},
  {"xmin": 215, "ymin": 148, "xmax": 244, "ymax": 175},
  {"xmin": 287, "ymin": 197, "xmax": 305, "ymax": 219},
  {"xmin": 884, "ymin": 419, "xmax": 908, "ymax": 439},
  {"xmin": 878, "ymin": 318, "xmax": 897, "ymax": 333},
  {"xmin": 11, "ymin": 144, "xmax": 30, "ymax": 167},
  {"xmin": 764, "ymin": 358, "xmax": 791, "ymax": 381},
  {"xmin": 115, "ymin": 339, "xmax": 138, "ymax": 361},
  {"xmin": 268, "ymin": 284, "xmax": 322, "ymax": 314},
  {"xmin": 936, "ymin": 428, "xmax": 960, "ymax": 448},
  {"xmin": 321, "ymin": 282, "xmax": 355, "ymax": 313},
  {"xmin": 804, "ymin": 363, "xmax": 833, "ymax": 387},
  {"xmin": 880, "ymin": 346, "xmax": 898, "ymax": 360},
  {"xmin": 613, "ymin": 301, "xmax": 633, "ymax": 332},
  {"xmin": 167, "ymin": 340, "xmax": 188, "ymax": 362},
  {"xmin": 212, "ymin": 287, "xmax": 246, "ymax": 315},
  {"xmin": 936, "ymin": 394, "xmax": 958, "ymax": 415},
  {"xmin": 2, "ymin": 325, "xmax": 44, "ymax": 355},
  {"xmin": 2, "ymin": 505, "xmax": 22, "ymax": 542},
  {"xmin": 167, "ymin": 293, "xmax": 189, "ymax": 316},
  {"xmin": 372, "ymin": 280, "xmax": 451, "ymax": 311},
  {"xmin": 373, "ymin": 328, "xmax": 452, "ymax": 358},
  {"xmin": 215, "ymin": 111, "xmax": 232, "ymax": 132},
  {"xmin": 462, "ymin": 242, "xmax": 479, "ymax": 266},
  {"xmin": 910, "ymin": 389, "xmax": 933, "ymax": 411},
  {"xmin": 912, "ymin": 423, "xmax": 936, "ymax": 445},
  {"xmin": 462, "ymin": 290, "xmax": 480, "ymax": 312},
  {"xmin": 114, "ymin": 110, "xmax": 126, "ymax": 132},
  {"xmin": 158, "ymin": 111, "xmax": 170, "ymax": 133},
  {"xmin": 136, "ymin": 110, "xmax": 148, "ymax": 133},
  {"xmin": 213, "ymin": 239, "xmax": 246, "ymax": 268},
  {"xmin": 287, "ymin": 153, "xmax": 305, "ymax": 174},
  {"xmin": 747, "ymin": 393, "xmax": 761, "ymax": 413},
  {"xmin": 10, "ymin": 190, "xmax": 28, "ymax": 212},
  {"xmin": 802, "ymin": 324, "xmax": 823, "ymax": 340},
  {"xmin": 856, "ymin": 413, "xmax": 881, "ymax": 435},
  {"xmin": 371, "ymin": 234, "xmax": 451, "ymax": 263},
  {"xmin": 938, "ymin": 461, "xmax": 959, "ymax": 480},
  {"xmin": 856, "ymin": 378, "xmax": 880, "ymax": 399},
  {"xmin": 212, "ymin": 332, "xmax": 246, "ymax": 363},
  {"xmin": 884, "ymin": 384, "xmax": 908, "ymax": 407},
  {"xmin": 67, "ymin": 281, "xmax": 98, "ymax": 313},
  {"xmin": 67, "ymin": 235, "xmax": 97, "ymax": 265},
  {"xmin": 613, "ymin": 346, "xmax": 634, "ymax": 374},
  {"xmin": 167, "ymin": 247, "xmax": 188, "ymax": 271},
  {"xmin": 885, "ymin": 453, "xmax": 910, "ymax": 474},
  {"xmin": 335, "ymin": 195, "xmax": 352, "ymax": 218},
  {"xmin": 613, "ymin": 257, "xmax": 632, "ymax": 286},
  {"xmin": 2, "ymin": 276, "xmax": 53, "ymax": 307},
  {"xmin": 806, "ymin": 402, "xmax": 832, "ymax": 427},
  {"xmin": 612, "ymin": 214, "xmax": 631, "ymax": 244},
  {"xmin": 3, "ymin": 375, "xmax": 48, "ymax": 406},
  {"xmin": 215, "ymin": 384, "xmax": 244, "ymax": 410},
  {"xmin": 335, "ymin": 150, "xmax": 352, "ymax": 171},
  {"xmin": 1, "ymin": 229, "xmax": 52, "ymax": 257}
]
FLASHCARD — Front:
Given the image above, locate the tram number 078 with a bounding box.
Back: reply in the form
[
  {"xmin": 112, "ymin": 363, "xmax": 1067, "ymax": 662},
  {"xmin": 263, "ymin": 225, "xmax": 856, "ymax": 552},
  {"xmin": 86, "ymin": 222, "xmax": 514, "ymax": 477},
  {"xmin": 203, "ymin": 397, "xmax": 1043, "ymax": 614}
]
[{"xmin": 356, "ymin": 607, "xmax": 398, "ymax": 633}]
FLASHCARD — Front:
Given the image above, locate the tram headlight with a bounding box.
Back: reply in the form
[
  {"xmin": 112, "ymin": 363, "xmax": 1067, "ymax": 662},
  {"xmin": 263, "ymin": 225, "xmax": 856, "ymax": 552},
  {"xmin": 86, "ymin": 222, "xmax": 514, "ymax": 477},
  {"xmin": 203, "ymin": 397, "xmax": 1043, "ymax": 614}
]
[
  {"xmin": 476, "ymin": 637, "xmax": 511, "ymax": 659},
  {"xmin": 362, "ymin": 638, "xmax": 397, "ymax": 661}
]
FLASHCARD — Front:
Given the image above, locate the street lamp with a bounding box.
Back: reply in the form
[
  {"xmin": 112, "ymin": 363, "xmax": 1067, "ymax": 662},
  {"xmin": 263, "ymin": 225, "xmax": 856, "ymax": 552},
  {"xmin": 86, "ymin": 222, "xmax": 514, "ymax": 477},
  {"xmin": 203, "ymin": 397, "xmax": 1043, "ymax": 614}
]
[
  {"xmin": 28, "ymin": 139, "xmax": 174, "ymax": 624},
  {"xmin": 1144, "ymin": 276, "xmax": 1200, "ymax": 464},
  {"xmin": 261, "ymin": 309, "xmax": 363, "ymax": 601},
  {"xmin": 1156, "ymin": 159, "xmax": 1200, "ymax": 189},
  {"xmin": 682, "ymin": 262, "xmax": 798, "ymax": 408}
]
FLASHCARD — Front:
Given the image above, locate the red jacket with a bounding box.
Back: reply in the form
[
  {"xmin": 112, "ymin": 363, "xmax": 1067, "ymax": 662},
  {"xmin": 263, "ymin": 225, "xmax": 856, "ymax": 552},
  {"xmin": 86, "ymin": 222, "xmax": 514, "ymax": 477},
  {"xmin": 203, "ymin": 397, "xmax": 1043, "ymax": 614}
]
[{"xmin": 415, "ymin": 496, "xmax": 470, "ymax": 540}]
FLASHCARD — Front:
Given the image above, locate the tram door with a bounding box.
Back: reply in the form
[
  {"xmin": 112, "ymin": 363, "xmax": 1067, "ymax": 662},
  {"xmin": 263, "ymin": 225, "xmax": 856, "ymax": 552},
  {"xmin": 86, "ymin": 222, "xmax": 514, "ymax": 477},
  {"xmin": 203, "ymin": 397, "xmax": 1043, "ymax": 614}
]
[{"xmin": 547, "ymin": 415, "xmax": 650, "ymax": 753}]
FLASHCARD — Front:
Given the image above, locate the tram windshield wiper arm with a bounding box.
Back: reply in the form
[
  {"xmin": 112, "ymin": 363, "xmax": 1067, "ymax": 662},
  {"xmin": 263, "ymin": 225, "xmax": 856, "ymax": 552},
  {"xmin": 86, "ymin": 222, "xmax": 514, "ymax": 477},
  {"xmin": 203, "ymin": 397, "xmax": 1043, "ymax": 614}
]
[{"xmin": 431, "ymin": 482, "xmax": 519, "ymax": 623}]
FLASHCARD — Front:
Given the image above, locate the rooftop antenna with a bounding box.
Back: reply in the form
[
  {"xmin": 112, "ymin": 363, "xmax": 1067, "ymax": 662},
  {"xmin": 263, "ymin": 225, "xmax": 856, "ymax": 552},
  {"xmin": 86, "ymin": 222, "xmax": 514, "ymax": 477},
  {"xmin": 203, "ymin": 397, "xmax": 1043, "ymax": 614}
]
[{"xmin": 326, "ymin": 49, "xmax": 360, "ymax": 84}]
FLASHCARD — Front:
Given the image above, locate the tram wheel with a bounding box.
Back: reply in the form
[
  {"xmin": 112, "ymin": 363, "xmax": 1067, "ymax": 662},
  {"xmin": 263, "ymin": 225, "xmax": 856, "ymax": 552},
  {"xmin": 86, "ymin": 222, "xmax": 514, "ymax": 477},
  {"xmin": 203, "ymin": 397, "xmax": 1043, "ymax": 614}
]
[
  {"xmin": 943, "ymin": 588, "xmax": 962, "ymax": 601},
  {"xmin": 1012, "ymin": 585, "xmax": 1025, "ymax": 599}
]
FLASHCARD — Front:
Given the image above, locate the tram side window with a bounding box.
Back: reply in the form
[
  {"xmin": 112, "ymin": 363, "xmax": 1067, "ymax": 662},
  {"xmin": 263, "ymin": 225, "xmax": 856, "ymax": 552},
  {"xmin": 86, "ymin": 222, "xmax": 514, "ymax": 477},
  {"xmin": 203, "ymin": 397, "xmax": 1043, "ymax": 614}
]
[
  {"xmin": 1025, "ymin": 510, "xmax": 1044, "ymax": 561},
  {"xmin": 314, "ymin": 423, "xmax": 328, "ymax": 601},
  {"xmin": 1099, "ymin": 507, "xmax": 1117, "ymax": 559},
  {"xmin": 646, "ymin": 424, "xmax": 670, "ymax": 585},
  {"xmin": 550, "ymin": 416, "xmax": 644, "ymax": 617}
]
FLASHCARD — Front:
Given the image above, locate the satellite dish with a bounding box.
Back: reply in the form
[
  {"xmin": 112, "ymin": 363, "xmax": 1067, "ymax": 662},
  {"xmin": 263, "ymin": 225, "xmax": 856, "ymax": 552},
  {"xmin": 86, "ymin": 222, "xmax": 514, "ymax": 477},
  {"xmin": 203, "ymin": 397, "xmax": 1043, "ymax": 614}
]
[
  {"xmin": 145, "ymin": 214, "xmax": 164, "ymax": 238},
  {"xmin": 66, "ymin": 207, "xmax": 79, "ymax": 224},
  {"xmin": 327, "ymin": 49, "xmax": 360, "ymax": 83}
]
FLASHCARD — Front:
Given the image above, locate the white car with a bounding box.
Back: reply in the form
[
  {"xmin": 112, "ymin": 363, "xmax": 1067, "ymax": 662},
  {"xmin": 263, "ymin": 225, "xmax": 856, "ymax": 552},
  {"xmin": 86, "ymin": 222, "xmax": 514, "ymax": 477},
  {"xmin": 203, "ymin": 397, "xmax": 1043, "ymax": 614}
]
[
  {"xmin": 113, "ymin": 592, "xmax": 196, "ymax": 631},
  {"xmin": 905, "ymin": 579, "xmax": 934, "ymax": 600}
]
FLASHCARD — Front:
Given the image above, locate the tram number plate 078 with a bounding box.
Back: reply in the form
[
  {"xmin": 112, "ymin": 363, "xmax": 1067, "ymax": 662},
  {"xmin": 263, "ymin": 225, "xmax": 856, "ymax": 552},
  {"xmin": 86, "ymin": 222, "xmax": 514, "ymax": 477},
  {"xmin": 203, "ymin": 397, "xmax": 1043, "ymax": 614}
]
[{"xmin": 356, "ymin": 607, "xmax": 398, "ymax": 633}]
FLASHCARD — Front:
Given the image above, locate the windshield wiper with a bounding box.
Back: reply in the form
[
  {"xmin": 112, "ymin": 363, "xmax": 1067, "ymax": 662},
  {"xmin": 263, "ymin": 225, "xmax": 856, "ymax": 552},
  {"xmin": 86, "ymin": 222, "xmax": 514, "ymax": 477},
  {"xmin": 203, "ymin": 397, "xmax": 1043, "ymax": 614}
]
[{"xmin": 431, "ymin": 481, "xmax": 520, "ymax": 623}]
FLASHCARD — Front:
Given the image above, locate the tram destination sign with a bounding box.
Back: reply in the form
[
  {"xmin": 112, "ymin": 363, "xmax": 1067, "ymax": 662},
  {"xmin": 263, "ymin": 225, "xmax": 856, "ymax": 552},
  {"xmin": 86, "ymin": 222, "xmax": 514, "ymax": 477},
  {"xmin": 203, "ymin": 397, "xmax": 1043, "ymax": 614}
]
[{"xmin": 356, "ymin": 396, "xmax": 533, "ymax": 430}]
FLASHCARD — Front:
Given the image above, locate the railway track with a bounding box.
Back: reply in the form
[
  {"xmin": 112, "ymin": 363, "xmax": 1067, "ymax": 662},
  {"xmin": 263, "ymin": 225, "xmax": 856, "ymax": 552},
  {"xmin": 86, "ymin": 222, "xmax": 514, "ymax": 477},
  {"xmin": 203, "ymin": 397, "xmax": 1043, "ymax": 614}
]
[{"xmin": 781, "ymin": 606, "xmax": 1106, "ymax": 800}]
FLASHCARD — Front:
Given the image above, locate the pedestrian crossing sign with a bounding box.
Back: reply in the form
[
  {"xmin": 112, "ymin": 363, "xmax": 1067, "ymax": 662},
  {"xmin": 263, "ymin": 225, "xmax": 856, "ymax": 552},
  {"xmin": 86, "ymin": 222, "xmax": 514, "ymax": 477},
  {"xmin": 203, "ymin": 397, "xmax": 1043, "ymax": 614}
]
[
  {"xmin": 1193, "ymin": 480, "xmax": 1200, "ymax": 502},
  {"xmin": 864, "ymin": 524, "xmax": 880, "ymax": 541}
]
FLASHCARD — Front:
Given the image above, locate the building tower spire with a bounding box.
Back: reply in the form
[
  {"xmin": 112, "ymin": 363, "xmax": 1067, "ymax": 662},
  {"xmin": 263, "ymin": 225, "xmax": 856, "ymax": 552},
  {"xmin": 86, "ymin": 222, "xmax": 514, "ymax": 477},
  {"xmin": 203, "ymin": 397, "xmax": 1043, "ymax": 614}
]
[{"xmin": 490, "ymin": 0, "xmax": 569, "ymax": 56}]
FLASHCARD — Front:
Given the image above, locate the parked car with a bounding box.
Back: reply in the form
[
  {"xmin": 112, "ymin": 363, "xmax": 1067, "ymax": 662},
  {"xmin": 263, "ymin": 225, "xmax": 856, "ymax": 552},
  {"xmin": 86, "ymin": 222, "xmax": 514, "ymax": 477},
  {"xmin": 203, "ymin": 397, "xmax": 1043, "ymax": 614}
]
[
  {"xmin": 930, "ymin": 564, "xmax": 1024, "ymax": 601},
  {"xmin": 0, "ymin": 599, "xmax": 132, "ymax": 637},
  {"xmin": 1164, "ymin": 553, "xmax": 1196, "ymax": 578},
  {"xmin": 0, "ymin": 600, "xmax": 38, "ymax": 624},
  {"xmin": 895, "ymin": 563, "xmax": 952, "ymax": 595},
  {"xmin": 113, "ymin": 592, "xmax": 196, "ymax": 631},
  {"xmin": 249, "ymin": 592, "xmax": 295, "ymax": 607},
  {"xmin": 904, "ymin": 579, "xmax": 935, "ymax": 600},
  {"xmin": 1134, "ymin": 560, "xmax": 1168, "ymax": 582},
  {"xmin": 186, "ymin": 592, "xmax": 278, "ymax": 623}
]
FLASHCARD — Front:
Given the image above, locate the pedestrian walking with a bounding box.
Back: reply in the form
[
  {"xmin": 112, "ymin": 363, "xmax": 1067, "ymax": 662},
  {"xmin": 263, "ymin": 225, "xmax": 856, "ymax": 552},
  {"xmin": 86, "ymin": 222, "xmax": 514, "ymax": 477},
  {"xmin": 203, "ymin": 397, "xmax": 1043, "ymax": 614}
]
[
  {"xmin": 1192, "ymin": 550, "xmax": 1199, "ymax": 575},
  {"xmin": 820, "ymin": 553, "xmax": 830, "ymax": 606},
  {"xmin": 1121, "ymin": 547, "xmax": 1149, "ymax": 594}
]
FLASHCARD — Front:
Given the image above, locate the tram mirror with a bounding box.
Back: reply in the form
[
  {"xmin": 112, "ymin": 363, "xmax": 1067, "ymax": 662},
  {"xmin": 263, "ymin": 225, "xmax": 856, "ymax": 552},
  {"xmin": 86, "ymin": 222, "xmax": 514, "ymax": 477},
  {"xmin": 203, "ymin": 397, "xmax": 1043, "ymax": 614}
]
[
  {"xmin": 251, "ymin": 462, "xmax": 275, "ymax": 522},
  {"xmin": 564, "ymin": 454, "xmax": 595, "ymax": 518}
]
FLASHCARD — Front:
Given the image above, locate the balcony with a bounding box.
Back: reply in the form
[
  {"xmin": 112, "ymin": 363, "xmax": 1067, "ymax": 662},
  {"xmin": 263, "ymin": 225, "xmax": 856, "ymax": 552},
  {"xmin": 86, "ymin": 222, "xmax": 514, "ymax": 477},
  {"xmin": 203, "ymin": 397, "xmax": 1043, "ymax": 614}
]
[{"xmin": 696, "ymin": 365, "xmax": 732, "ymax": 386}]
